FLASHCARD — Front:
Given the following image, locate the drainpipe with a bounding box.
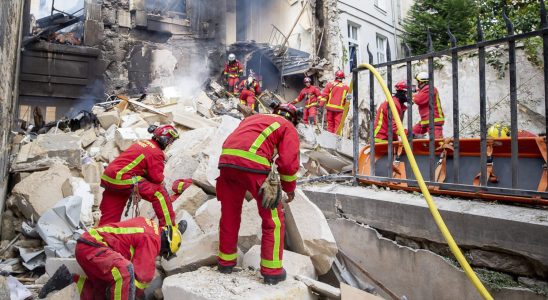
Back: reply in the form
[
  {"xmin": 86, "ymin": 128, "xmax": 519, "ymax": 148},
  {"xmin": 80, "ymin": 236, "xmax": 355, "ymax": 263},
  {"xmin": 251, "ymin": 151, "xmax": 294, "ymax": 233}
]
[{"xmin": 13, "ymin": 1, "xmax": 26, "ymax": 126}]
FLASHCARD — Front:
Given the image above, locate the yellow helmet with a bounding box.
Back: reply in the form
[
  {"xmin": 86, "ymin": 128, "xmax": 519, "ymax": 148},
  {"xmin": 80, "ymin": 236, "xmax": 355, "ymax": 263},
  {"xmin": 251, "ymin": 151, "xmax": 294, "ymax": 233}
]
[
  {"xmin": 487, "ymin": 123, "xmax": 510, "ymax": 138},
  {"xmin": 161, "ymin": 220, "xmax": 186, "ymax": 260}
]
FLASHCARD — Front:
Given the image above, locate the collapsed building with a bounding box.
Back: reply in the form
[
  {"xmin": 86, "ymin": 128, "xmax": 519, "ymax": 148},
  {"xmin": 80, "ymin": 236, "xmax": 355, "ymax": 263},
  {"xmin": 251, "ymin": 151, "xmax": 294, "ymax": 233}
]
[{"xmin": 1, "ymin": 0, "xmax": 548, "ymax": 300}]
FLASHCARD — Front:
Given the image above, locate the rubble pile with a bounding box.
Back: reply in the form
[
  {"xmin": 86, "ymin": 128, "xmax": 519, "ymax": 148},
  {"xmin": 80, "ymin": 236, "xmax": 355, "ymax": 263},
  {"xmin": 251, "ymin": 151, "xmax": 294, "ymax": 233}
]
[{"xmin": 0, "ymin": 80, "xmax": 354, "ymax": 299}]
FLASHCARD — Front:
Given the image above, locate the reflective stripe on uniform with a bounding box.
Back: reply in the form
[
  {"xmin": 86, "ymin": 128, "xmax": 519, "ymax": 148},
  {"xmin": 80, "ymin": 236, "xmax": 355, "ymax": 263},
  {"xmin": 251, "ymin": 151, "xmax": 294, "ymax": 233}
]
[
  {"xmin": 326, "ymin": 82, "xmax": 347, "ymax": 110},
  {"xmin": 116, "ymin": 154, "xmax": 145, "ymax": 181},
  {"xmin": 249, "ymin": 122, "xmax": 280, "ymax": 153},
  {"xmin": 420, "ymin": 117, "xmax": 445, "ymax": 125},
  {"xmin": 375, "ymin": 138, "xmax": 388, "ymax": 143},
  {"xmin": 101, "ymin": 174, "xmax": 142, "ymax": 185},
  {"xmin": 177, "ymin": 181, "xmax": 187, "ymax": 193},
  {"xmin": 89, "ymin": 227, "xmax": 145, "ymax": 247},
  {"xmin": 305, "ymin": 102, "xmax": 318, "ymax": 108},
  {"xmin": 76, "ymin": 276, "xmax": 86, "ymax": 294},
  {"xmin": 134, "ymin": 279, "xmax": 149, "ymax": 290},
  {"xmin": 218, "ymin": 251, "xmax": 238, "ymax": 261},
  {"xmin": 130, "ymin": 245, "xmax": 135, "ymax": 260},
  {"xmin": 374, "ymin": 108, "xmax": 384, "ymax": 137},
  {"xmin": 154, "ymin": 191, "xmax": 173, "ymax": 226},
  {"xmin": 279, "ymin": 173, "xmax": 297, "ymax": 182},
  {"xmin": 111, "ymin": 267, "xmax": 123, "ymax": 300},
  {"xmin": 221, "ymin": 149, "xmax": 271, "ymax": 167},
  {"xmin": 420, "ymin": 93, "xmax": 444, "ymax": 125},
  {"xmin": 260, "ymin": 208, "xmax": 282, "ymax": 269}
]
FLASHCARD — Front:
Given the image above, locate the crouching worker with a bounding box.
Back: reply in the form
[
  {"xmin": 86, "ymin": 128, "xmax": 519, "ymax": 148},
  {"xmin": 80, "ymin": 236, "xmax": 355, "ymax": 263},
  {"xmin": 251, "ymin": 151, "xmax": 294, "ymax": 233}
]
[
  {"xmin": 99, "ymin": 125, "xmax": 179, "ymax": 227},
  {"xmin": 39, "ymin": 217, "xmax": 187, "ymax": 300}
]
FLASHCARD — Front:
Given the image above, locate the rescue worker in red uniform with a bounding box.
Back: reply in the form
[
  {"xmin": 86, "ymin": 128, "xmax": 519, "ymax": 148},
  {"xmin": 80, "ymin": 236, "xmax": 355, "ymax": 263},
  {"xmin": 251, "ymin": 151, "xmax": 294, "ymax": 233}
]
[
  {"xmin": 291, "ymin": 77, "xmax": 321, "ymax": 125},
  {"xmin": 319, "ymin": 70, "xmax": 350, "ymax": 133},
  {"xmin": 99, "ymin": 125, "xmax": 179, "ymax": 227},
  {"xmin": 238, "ymin": 75, "xmax": 261, "ymax": 110},
  {"xmin": 373, "ymin": 81, "xmax": 409, "ymax": 143},
  {"xmin": 216, "ymin": 104, "xmax": 301, "ymax": 285},
  {"xmin": 39, "ymin": 217, "xmax": 185, "ymax": 300},
  {"xmin": 412, "ymin": 72, "xmax": 445, "ymax": 138},
  {"xmin": 170, "ymin": 178, "xmax": 193, "ymax": 202},
  {"xmin": 223, "ymin": 53, "xmax": 244, "ymax": 94}
]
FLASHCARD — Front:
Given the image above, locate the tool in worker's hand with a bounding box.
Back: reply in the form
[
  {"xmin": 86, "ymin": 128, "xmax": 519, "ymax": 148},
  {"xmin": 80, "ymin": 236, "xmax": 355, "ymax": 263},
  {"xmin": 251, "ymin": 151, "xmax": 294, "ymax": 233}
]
[
  {"xmin": 259, "ymin": 171, "xmax": 282, "ymax": 209},
  {"xmin": 124, "ymin": 181, "xmax": 141, "ymax": 218}
]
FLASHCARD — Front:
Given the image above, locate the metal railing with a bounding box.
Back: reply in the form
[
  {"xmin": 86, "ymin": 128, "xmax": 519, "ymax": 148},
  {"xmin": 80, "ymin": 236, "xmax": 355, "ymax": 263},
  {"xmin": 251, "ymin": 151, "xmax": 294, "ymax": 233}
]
[{"xmin": 351, "ymin": 1, "xmax": 548, "ymax": 200}]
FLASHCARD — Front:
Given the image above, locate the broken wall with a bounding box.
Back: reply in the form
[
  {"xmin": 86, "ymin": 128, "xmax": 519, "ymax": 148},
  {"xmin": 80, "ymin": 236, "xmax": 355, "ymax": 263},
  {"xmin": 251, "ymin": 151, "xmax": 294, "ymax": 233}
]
[
  {"xmin": 349, "ymin": 46, "xmax": 547, "ymax": 140},
  {"xmin": 0, "ymin": 1, "xmax": 24, "ymax": 211}
]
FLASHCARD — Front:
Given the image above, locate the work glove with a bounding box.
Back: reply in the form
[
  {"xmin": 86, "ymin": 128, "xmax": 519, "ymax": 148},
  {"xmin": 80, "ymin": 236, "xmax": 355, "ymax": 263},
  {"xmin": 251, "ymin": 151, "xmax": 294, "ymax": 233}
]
[
  {"xmin": 258, "ymin": 171, "xmax": 282, "ymax": 209},
  {"xmin": 286, "ymin": 191, "xmax": 295, "ymax": 203}
]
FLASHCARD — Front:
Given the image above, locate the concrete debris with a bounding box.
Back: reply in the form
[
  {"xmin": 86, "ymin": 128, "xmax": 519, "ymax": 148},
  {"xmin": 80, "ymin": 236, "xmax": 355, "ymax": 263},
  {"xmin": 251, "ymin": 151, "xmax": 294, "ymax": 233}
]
[
  {"xmin": 6, "ymin": 276, "xmax": 32, "ymax": 300},
  {"xmin": 284, "ymin": 189, "xmax": 338, "ymax": 275},
  {"xmin": 17, "ymin": 247, "xmax": 45, "ymax": 270},
  {"xmin": 161, "ymin": 232, "xmax": 219, "ymax": 274},
  {"xmin": 172, "ymin": 112, "xmax": 219, "ymax": 130},
  {"xmin": 195, "ymin": 91, "xmax": 214, "ymax": 118},
  {"xmin": 61, "ymin": 177, "xmax": 95, "ymax": 225},
  {"xmin": 243, "ymin": 245, "xmax": 317, "ymax": 279},
  {"xmin": 81, "ymin": 161, "xmax": 104, "ymax": 184},
  {"xmin": 79, "ymin": 128, "xmax": 97, "ymax": 148},
  {"xmin": 191, "ymin": 157, "xmax": 216, "ymax": 194},
  {"xmin": 11, "ymin": 163, "xmax": 72, "ymax": 220},
  {"xmin": 115, "ymin": 127, "xmax": 141, "ymax": 151},
  {"xmin": 194, "ymin": 199, "xmax": 221, "ymax": 234},
  {"xmin": 36, "ymin": 196, "xmax": 85, "ymax": 258},
  {"xmin": 162, "ymin": 267, "xmax": 315, "ymax": 300},
  {"xmin": 44, "ymin": 283, "xmax": 79, "ymax": 300},
  {"xmin": 45, "ymin": 258, "xmax": 84, "ymax": 276},
  {"xmin": 15, "ymin": 133, "xmax": 83, "ymax": 169},
  {"xmin": 305, "ymin": 149, "xmax": 352, "ymax": 173},
  {"xmin": 96, "ymin": 110, "xmax": 121, "ymax": 129},
  {"xmin": 120, "ymin": 113, "xmax": 148, "ymax": 128},
  {"xmin": 173, "ymin": 184, "xmax": 208, "ymax": 216},
  {"xmin": 99, "ymin": 140, "xmax": 120, "ymax": 163}
]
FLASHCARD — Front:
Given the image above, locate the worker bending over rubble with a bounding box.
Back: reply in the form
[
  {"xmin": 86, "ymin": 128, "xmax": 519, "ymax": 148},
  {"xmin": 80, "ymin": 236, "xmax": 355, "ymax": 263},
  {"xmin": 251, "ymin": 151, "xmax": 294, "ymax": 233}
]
[
  {"xmin": 412, "ymin": 72, "xmax": 445, "ymax": 138},
  {"xmin": 39, "ymin": 217, "xmax": 186, "ymax": 300},
  {"xmin": 291, "ymin": 77, "xmax": 321, "ymax": 125},
  {"xmin": 223, "ymin": 53, "xmax": 244, "ymax": 94},
  {"xmin": 216, "ymin": 103, "xmax": 301, "ymax": 285},
  {"xmin": 99, "ymin": 125, "xmax": 179, "ymax": 227},
  {"xmin": 319, "ymin": 70, "xmax": 351, "ymax": 133},
  {"xmin": 373, "ymin": 81, "xmax": 409, "ymax": 143},
  {"xmin": 238, "ymin": 74, "xmax": 261, "ymax": 111}
]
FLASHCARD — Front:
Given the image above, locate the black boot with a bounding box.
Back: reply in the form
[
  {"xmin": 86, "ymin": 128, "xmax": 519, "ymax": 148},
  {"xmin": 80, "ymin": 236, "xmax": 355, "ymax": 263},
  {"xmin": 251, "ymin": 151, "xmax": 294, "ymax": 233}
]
[
  {"xmin": 38, "ymin": 264, "xmax": 73, "ymax": 298},
  {"xmin": 217, "ymin": 263, "xmax": 235, "ymax": 274},
  {"xmin": 262, "ymin": 269, "xmax": 287, "ymax": 285}
]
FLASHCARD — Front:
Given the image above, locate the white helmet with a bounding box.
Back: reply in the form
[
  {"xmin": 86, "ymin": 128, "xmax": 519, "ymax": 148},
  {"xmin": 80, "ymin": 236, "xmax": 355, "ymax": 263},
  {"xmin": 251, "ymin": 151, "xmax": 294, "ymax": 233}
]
[
  {"xmin": 415, "ymin": 72, "xmax": 429, "ymax": 83},
  {"xmin": 228, "ymin": 53, "xmax": 236, "ymax": 62}
]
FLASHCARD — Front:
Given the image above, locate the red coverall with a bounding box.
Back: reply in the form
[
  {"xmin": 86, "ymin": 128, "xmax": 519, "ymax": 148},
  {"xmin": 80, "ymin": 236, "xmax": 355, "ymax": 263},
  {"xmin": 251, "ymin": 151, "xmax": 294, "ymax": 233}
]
[
  {"xmin": 224, "ymin": 60, "xmax": 244, "ymax": 94},
  {"xmin": 99, "ymin": 140, "xmax": 175, "ymax": 227},
  {"xmin": 170, "ymin": 178, "xmax": 193, "ymax": 202},
  {"xmin": 238, "ymin": 80, "xmax": 261, "ymax": 110},
  {"xmin": 373, "ymin": 97, "xmax": 407, "ymax": 143},
  {"xmin": 320, "ymin": 80, "xmax": 350, "ymax": 133},
  {"xmin": 216, "ymin": 114, "xmax": 300, "ymax": 276},
  {"xmin": 292, "ymin": 85, "xmax": 321, "ymax": 125},
  {"xmin": 412, "ymin": 84, "xmax": 445, "ymax": 138},
  {"xmin": 74, "ymin": 217, "xmax": 160, "ymax": 300}
]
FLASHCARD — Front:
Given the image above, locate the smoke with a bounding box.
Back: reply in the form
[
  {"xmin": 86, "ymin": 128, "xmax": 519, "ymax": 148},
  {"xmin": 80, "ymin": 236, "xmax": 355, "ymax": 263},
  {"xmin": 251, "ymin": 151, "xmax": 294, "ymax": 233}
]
[{"xmin": 65, "ymin": 80, "xmax": 104, "ymax": 119}]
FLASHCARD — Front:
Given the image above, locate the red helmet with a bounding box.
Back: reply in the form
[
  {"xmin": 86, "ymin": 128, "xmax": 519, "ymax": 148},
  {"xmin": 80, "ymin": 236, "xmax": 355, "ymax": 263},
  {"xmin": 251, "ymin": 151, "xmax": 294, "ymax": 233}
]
[
  {"xmin": 303, "ymin": 77, "xmax": 312, "ymax": 84},
  {"xmin": 274, "ymin": 103, "xmax": 301, "ymax": 125},
  {"xmin": 335, "ymin": 70, "xmax": 345, "ymax": 79},
  {"xmin": 395, "ymin": 81, "xmax": 408, "ymax": 92},
  {"xmin": 149, "ymin": 125, "xmax": 179, "ymax": 150}
]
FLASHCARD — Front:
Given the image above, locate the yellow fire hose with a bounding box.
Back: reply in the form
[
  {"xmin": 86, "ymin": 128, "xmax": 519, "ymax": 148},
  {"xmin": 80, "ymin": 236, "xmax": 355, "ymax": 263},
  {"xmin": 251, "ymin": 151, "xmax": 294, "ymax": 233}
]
[{"xmin": 360, "ymin": 63, "xmax": 493, "ymax": 300}]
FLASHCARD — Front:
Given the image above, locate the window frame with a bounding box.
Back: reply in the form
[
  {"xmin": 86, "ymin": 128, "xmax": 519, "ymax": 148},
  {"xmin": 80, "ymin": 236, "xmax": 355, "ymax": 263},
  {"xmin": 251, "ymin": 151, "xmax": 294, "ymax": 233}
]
[{"xmin": 376, "ymin": 34, "xmax": 387, "ymax": 64}]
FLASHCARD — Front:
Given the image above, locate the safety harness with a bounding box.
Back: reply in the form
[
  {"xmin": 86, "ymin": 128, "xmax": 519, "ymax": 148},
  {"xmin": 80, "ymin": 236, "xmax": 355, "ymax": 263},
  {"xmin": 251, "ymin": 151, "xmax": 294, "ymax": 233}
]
[
  {"xmin": 473, "ymin": 139, "xmax": 498, "ymax": 186},
  {"xmin": 433, "ymin": 138, "xmax": 454, "ymax": 189}
]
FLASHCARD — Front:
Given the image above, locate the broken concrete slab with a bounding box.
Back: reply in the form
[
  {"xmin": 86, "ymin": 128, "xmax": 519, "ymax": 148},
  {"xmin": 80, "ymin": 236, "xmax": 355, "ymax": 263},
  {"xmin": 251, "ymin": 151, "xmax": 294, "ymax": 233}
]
[
  {"xmin": 329, "ymin": 218, "xmax": 546, "ymax": 300},
  {"xmin": 195, "ymin": 91, "xmax": 214, "ymax": 118},
  {"xmin": 166, "ymin": 127, "xmax": 216, "ymax": 158},
  {"xmin": 191, "ymin": 157, "xmax": 216, "ymax": 194},
  {"xmin": 79, "ymin": 129, "xmax": 97, "ymax": 148},
  {"xmin": 194, "ymin": 199, "xmax": 221, "ymax": 234},
  {"xmin": 317, "ymin": 130, "xmax": 338, "ymax": 150},
  {"xmin": 99, "ymin": 141, "xmax": 120, "ymax": 163},
  {"xmin": 81, "ymin": 161, "xmax": 104, "ymax": 184},
  {"xmin": 120, "ymin": 113, "xmax": 148, "ymax": 128},
  {"xmin": 140, "ymin": 111, "xmax": 173, "ymax": 125},
  {"xmin": 97, "ymin": 110, "xmax": 120, "ymax": 129},
  {"xmin": 243, "ymin": 245, "xmax": 317, "ymax": 279},
  {"xmin": 177, "ymin": 210, "xmax": 204, "ymax": 240},
  {"xmin": 165, "ymin": 153, "xmax": 200, "ymax": 191},
  {"xmin": 12, "ymin": 163, "xmax": 72, "ymax": 220},
  {"xmin": 173, "ymin": 184, "xmax": 208, "ymax": 216},
  {"xmin": 20, "ymin": 133, "xmax": 83, "ymax": 169},
  {"xmin": 45, "ymin": 258, "xmax": 84, "ymax": 276},
  {"xmin": 115, "ymin": 127, "xmax": 140, "ymax": 151},
  {"xmin": 104, "ymin": 124, "xmax": 117, "ymax": 141},
  {"xmin": 297, "ymin": 123, "xmax": 318, "ymax": 147},
  {"xmin": 172, "ymin": 112, "xmax": 218, "ymax": 130},
  {"xmin": 44, "ymin": 283, "xmax": 79, "ymax": 300},
  {"xmin": 61, "ymin": 177, "xmax": 95, "ymax": 226},
  {"xmin": 161, "ymin": 232, "xmax": 218, "ymax": 274},
  {"xmin": 284, "ymin": 189, "xmax": 337, "ymax": 275},
  {"xmin": 209, "ymin": 80, "xmax": 226, "ymax": 98},
  {"xmin": 305, "ymin": 149, "xmax": 352, "ymax": 173},
  {"xmin": 162, "ymin": 267, "xmax": 314, "ymax": 300}
]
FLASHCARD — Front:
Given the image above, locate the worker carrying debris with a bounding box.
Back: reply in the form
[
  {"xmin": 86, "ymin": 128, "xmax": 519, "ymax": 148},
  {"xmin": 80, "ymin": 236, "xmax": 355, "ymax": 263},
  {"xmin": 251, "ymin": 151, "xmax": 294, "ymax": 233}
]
[
  {"xmin": 319, "ymin": 70, "xmax": 351, "ymax": 133},
  {"xmin": 412, "ymin": 72, "xmax": 445, "ymax": 138},
  {"xmin": 291, "ymin": 77, "xmax": 322, "ymax": 125},
  {"xmin": 216, "ymin": 104, "xmax": 301, "ymax": 285},
  {"xmin": 373, "ymin": 81, "xmax": 409, "ymax": 143},
  {"xmin": 238, "ymin": 74, "xmax": 262, "ymax": 111},
  {"xmin": 99, "ymin": 125, "xmax": 179, "ymax": 227},
  {"xmin": 39, "ymin": 217, "xmax": 187, "ymax": 300},
  {"xmin": 223, "ymin": 53, "xmax": 244, "ymax": 94},
  {"xmin": 170, "ymin": 178, "xmax": 193, "ymax": 201}
]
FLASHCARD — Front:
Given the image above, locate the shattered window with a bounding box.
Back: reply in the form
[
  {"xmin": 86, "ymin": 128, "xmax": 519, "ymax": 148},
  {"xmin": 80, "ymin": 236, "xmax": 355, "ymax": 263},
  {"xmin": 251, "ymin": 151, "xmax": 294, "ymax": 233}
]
[
  {"xmin": 28, "ymin": 0, "xmax": 84, "ymax": 45},
  {"xmin": 145, "ymin": 0, "xmax": 187, "ymax": 17}
]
